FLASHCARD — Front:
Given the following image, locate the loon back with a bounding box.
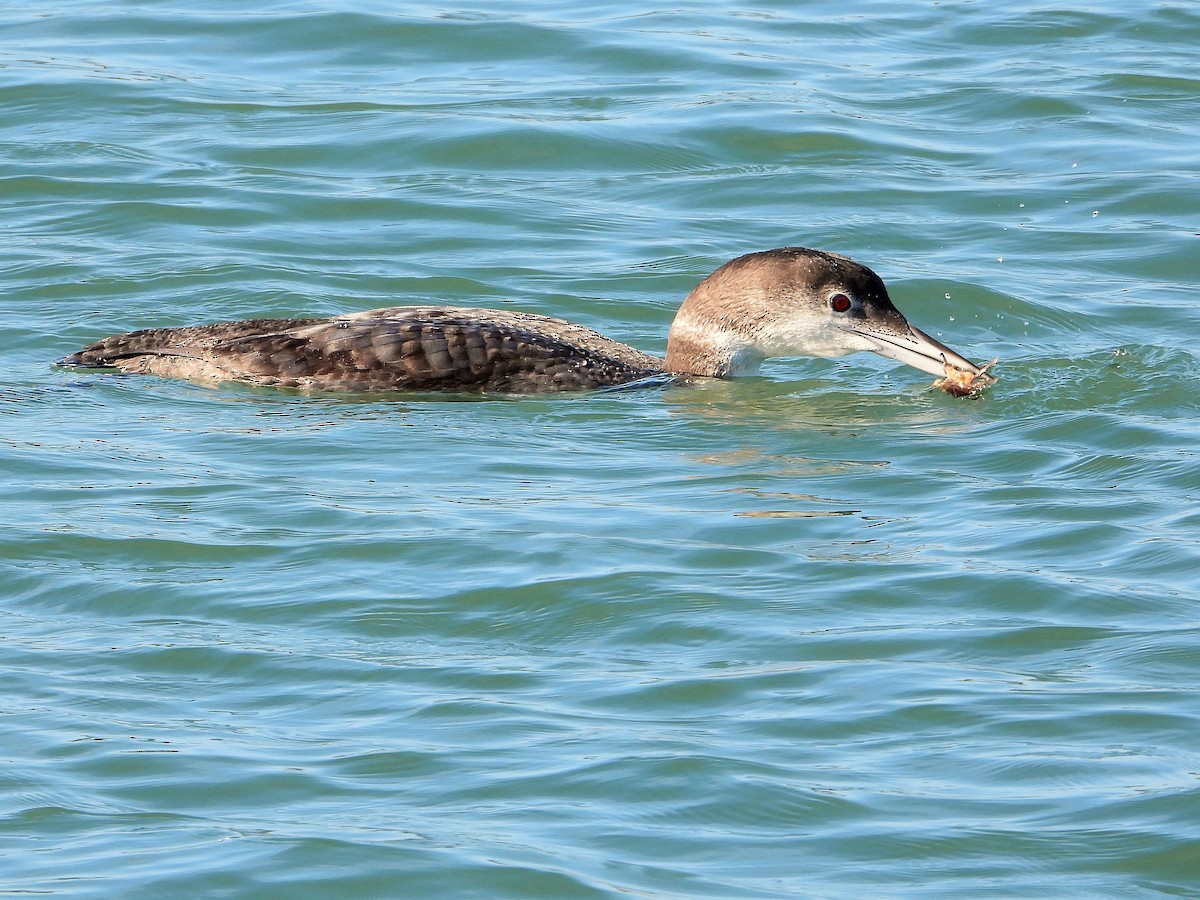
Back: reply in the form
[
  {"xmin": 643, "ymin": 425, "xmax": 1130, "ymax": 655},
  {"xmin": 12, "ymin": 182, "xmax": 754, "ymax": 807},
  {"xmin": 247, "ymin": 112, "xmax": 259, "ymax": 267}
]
[{"xmin": 59, "ymin": 306, "xmax": 666, "ymax": 394}]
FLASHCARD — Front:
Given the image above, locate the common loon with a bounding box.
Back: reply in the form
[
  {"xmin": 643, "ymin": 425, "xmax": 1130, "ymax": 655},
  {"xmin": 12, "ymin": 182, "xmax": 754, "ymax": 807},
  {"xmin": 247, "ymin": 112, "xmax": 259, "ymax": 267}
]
[{"xmin": 58, "ymin": 247, "xmax": 992, "ymax": 394}]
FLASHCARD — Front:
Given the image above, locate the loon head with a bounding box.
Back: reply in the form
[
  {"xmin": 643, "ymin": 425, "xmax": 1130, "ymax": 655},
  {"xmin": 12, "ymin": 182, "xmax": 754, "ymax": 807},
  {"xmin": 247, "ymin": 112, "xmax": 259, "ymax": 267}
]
[{"xmin": 664, "ymin": 247, "xmax": 983, "ymax": 379}]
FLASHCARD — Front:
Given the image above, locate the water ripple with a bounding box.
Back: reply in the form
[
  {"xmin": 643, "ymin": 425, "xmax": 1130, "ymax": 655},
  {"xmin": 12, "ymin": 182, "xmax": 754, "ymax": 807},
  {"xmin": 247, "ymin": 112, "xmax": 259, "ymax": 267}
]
[{"xmin": 4, "ymin": 1, "xmax": 1200, "ymax": 897}]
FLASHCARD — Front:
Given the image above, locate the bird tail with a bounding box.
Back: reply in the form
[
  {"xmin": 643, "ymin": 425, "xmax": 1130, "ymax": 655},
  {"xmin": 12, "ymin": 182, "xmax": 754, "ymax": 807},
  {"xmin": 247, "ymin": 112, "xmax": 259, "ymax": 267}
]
[{"xmin": 57, "ymin": 327, "xmax": 183, "ymax": 368}]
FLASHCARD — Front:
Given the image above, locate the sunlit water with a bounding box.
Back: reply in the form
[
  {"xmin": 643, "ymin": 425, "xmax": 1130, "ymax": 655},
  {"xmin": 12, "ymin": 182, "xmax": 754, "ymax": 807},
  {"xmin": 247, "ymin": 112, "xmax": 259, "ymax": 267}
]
[{"xmin": 3, "ymin": 2, "xmax": 1199, "ymax": 897}]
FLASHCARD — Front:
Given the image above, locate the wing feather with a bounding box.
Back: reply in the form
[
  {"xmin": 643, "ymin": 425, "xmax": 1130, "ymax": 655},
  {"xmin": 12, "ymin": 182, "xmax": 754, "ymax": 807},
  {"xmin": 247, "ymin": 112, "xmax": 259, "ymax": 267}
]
[{"xmin": 60, "ymin": 307, "xmax": 665, "ymax": 394}]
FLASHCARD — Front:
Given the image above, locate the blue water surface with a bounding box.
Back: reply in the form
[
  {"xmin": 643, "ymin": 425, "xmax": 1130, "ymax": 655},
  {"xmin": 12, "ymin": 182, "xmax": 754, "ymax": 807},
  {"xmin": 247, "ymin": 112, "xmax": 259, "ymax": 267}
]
[{"xmin": 2, "ymin": 2, "xmax": 1199, "ymax": 897}]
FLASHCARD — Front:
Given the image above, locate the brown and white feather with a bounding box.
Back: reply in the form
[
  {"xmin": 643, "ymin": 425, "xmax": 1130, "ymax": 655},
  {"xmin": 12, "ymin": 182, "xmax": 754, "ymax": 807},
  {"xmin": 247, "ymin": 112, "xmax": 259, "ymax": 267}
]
[{"xmin": 61, "ymin": 306, "xmax": 666, "ymax": 394}]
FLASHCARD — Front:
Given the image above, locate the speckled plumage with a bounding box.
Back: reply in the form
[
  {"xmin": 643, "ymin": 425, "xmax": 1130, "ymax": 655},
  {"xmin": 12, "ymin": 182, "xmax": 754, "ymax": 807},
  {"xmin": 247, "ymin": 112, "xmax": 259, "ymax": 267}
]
[{"xmin": 61, "ymin": 306, "xmax": 667, "ymax": 394}]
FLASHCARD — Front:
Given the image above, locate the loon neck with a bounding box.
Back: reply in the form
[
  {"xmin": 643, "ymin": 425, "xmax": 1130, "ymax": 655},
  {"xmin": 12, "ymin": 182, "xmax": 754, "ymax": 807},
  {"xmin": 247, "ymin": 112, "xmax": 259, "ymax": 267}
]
[
  {"xmin": 663, "ymin": 257, "xmax": 779, "ymax": 377},
  {"xmin": 663, "ymin": 313, "xmax": 763, "ymax": 377}
]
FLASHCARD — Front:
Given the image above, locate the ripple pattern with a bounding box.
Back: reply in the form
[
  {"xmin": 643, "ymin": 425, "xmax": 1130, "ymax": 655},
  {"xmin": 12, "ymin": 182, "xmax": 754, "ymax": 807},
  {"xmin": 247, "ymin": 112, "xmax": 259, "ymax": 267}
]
[{"xmin": 3, "ymin": 1, "xmax": 1200, "ymax": 897}]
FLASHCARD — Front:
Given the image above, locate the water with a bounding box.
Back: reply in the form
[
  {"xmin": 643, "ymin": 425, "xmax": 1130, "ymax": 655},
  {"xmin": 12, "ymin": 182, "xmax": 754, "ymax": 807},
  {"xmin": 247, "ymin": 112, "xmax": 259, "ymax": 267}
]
[{"xmin": 3, "ymin": 2, "xmax": 1199, "ymax": 896}]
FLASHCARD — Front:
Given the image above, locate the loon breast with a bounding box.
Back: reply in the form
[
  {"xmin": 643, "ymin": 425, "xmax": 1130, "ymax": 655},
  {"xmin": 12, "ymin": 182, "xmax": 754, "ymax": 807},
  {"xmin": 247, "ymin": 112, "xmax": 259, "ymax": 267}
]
[{"xmin": 58, "ymin": 306, "xmax": 667, "ymax": 394}]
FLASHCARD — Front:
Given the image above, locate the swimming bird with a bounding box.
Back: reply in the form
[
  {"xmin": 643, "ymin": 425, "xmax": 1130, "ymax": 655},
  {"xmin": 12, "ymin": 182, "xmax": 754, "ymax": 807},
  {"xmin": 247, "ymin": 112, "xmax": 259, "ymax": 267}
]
[{"xmin": 59, "ymin": 247, "xmax": 988, "ymax": 394}]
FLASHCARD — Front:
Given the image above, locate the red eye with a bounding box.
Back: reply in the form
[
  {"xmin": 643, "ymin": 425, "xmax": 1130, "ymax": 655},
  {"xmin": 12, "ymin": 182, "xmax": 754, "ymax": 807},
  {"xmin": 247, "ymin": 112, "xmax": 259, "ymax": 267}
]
[{"xmin": 830, "ymin": 293, "xmax": 852, "ymax": 313}]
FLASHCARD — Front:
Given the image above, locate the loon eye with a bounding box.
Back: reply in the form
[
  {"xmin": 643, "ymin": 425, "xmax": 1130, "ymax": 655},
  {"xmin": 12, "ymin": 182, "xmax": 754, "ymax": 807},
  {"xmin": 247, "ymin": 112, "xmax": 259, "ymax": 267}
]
[{"xmin": 829, "ymin": 293, "xmax": 852, "ymax": 313}]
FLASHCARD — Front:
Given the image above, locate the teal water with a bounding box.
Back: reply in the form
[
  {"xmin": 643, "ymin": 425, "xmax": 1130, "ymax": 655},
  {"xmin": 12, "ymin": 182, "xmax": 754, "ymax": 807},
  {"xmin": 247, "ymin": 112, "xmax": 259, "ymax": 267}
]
[{"xmin": 3, "ymin": 2, "xmax": 1199, "ymax": 896}]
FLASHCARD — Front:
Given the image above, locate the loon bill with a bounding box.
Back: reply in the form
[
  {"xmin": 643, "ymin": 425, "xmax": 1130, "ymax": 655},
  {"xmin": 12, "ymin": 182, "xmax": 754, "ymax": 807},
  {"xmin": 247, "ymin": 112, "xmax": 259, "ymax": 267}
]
[{"xmin": 58, "ymin": 247, "xmax": 995, "ymax": 395}]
